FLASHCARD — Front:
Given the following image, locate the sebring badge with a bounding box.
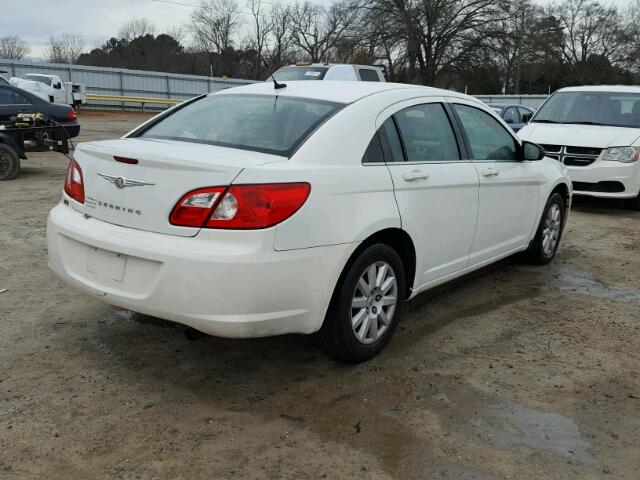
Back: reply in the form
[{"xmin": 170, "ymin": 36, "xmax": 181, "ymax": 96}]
[{"xmin": 98, "ymin": 173, "xmax": 155, "ymax": 189}]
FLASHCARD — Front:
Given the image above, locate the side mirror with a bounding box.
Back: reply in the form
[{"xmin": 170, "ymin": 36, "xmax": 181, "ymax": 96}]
[
  {"xmin": 522, "ymin": 141, "xmax": 545, "ymax": 161},
  {"xmin": 53, "ymin": 82, "xmax": 62, "ymax": 89},
  {"xmin": 522, "ymin": 113, "xmax": 532, "ymax": 123}
]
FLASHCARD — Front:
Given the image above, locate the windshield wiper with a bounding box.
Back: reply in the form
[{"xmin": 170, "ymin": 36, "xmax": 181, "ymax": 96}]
[{"xmin": 531, "ymin": 119, "xmax": 560, "ymax": 124}]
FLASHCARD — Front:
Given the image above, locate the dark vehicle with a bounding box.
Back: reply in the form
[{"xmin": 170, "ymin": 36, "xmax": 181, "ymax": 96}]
[
  {"xmin": 487, "ymin": 103, "xmax": 536, "ymax": 133},
  {"xmin": 0, "ymin": 70, "xmax": 9, "ymax": 86},
  {"xmin": 0, "ymin": 84, "xmax": 80, "ymax": 180}
]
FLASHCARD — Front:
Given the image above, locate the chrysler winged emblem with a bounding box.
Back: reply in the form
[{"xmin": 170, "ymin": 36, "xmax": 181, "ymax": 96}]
[{"xmin": 98, "ymin": 173, "xmax": 155, "ymax": 189}]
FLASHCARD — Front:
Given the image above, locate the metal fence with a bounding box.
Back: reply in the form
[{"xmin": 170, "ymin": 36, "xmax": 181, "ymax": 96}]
[
  {"xmin": 475, "ymin": 95, "xmax": 548, "ymax": 108},
  {"xmin": 1, "ymin": 59, "xmax": 550, "ymax": 110},
  {"xmin": 0, "ymin": 59, "xmax": 256, "ymax": 109}
]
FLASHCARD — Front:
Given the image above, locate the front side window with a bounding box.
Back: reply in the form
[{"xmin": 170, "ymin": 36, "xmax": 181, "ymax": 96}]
[
  {"xmin": 359, "ymin": 69, "xmax": 380, "ymax": 82},
  {"xmin": 533, "ymin": 91, "xmax": 640, "ymax": 128},
  {"xmin": 393, "ymin": 103, "xmax": 460, "ymax": 162},
  {"xmin": 518, "ymin": 107, "xmax": 534, "ymax": 123},
  {"xmin": 136, "ymin": 94, "xmax": 342, "ymax": 157},
  {"xmin": 0, "ymin": 88, "xmax": 15, "ymax": 104},
  {"xmin": 454, "ymin": 104, "xmax": 518, "ymax": 161}
]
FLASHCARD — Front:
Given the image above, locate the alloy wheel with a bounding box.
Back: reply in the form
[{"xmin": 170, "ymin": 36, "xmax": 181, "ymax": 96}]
[
  {"xmin": 351, "ymin": 261, "xmax": 398, "ymax": 344},
  {"xmin": 542, "ymin": 203, "xmax": 562, "ymax": 257}
]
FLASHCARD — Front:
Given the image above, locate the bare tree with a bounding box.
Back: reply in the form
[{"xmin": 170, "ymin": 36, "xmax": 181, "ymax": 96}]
[
  {"xmin": 371, "ymin": 0, "xmax": 503, "ymax": 85},
  {"xmin": 247, "ymin": 0, "xmax": 273, "ymax": 75},
  {"xmin": 290, "ymin": 0, "xmax": 362, "ymax": 62},
  {"xmin": 268, "ymin": 2, "xmax": 294, "ymax": 69},
  {"xmin": 118, "ymin": 19, "xmax": 156, "ymax": 42},
  {"xmin": 0, "ymin": 35, "xmax": 30, "ymax": 60},
  {"xmin": 554, "ymin": 0, "xmax": 625, "ymax": 65},
  {"xmin": 488, "ymin": 0, "xmax": 543, "ymax": 93},
  {"xmin": 191, "ymin": 0, "xmax": 243, "ymax": 54},
  {"xmin": 47, "ymin": 34, "xmax": 85, "ymax": 64}
]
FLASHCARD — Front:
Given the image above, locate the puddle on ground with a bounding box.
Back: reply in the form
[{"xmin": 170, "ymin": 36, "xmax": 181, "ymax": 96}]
[
  {"xmin": 555, "ymin": 266, "xmax": 640, "ymax": 303},
  {"xmin": 468, "ymin": 401, "xmax": 595, "ymax": 465}
]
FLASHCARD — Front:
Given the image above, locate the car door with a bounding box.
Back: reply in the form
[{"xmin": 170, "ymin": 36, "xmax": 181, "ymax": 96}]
[
  {"xmin": 375, "ymin": 98, "xmax": 479, "ymax": 287},
  {"xmin": 450, "ymin": 101, "xmax": 541, "ymax": 266}
]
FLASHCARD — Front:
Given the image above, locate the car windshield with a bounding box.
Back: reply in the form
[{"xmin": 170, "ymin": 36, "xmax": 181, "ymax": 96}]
[
  {"xmin": 137, "ymin": 94, "xmax": 343, "ymax": 157},
  {"xmin": 272, "ymin": 67, "xmax": 328, "ymax": 81},
  {"xmin": 533, "ymin": 91, "xmax": 640, "ymax": 128}
]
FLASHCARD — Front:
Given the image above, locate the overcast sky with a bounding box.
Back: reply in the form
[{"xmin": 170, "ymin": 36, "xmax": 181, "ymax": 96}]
[{"xmin": 2, "ymin": 0, "xmax": 636, "ymax": 59}]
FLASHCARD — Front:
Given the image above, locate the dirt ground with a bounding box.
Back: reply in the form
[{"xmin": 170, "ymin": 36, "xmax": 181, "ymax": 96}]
[{"xmin": 1, "ymin": 110, "xmax": 639, "ymax": 480}]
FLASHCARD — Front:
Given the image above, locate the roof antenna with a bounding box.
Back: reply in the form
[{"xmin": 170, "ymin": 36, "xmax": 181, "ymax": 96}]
[{"xmin": 272, "ymin": 77, "xmax": 287, "ymax": 90}]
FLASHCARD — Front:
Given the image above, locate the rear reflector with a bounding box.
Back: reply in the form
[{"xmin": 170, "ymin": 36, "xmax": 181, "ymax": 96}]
[
  {"xmin": 64, "ymin": 158, "xmax": 85, "ymax": 204},
  {"xmin": 169, "ymin": 183, "xmax": 311, "ymax": 229}
]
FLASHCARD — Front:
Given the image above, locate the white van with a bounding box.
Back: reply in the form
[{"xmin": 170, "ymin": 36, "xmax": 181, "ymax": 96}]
[
  {"xmin": 271, "ymin": 63, "xmax": 385, "ymax": 82},
  {"xmin": 518, "ymin": 86, "xmax": 640, "ymax": 209}
]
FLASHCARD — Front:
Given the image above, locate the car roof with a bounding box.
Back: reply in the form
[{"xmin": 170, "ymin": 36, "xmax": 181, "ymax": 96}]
[
  {"xmin": 558, "ymin": 85, "xmax": 640, "ymax": 93},
  {"xmin": 216, "ymin": 81, "xmax": 479, "ymax": 105}
]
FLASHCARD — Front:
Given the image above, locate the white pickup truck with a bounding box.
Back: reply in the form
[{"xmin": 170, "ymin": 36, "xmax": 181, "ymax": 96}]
[{"xmin": 10, "ymin": 73, "xmax": 87, "ymax": 110}]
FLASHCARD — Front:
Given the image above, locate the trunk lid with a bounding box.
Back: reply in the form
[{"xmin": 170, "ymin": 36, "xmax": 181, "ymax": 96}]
[{"xmin": 72, "ymin": 138, "xmax": 285, "ymax": 237}]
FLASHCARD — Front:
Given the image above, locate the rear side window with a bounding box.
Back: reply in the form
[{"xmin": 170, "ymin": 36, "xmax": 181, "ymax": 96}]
[
  {"xmin": 0, "ymin": 88, "xmax": 28, "ymax": 105},
  {"xmin": 394, "ymin": 103, "xmax": 460, "ymax": 162},
  {"xmin": 454, "ymin": 104, "xmax": 518, "ymax": 161},
  {"xmin": 503, "ymin": 107, "xmax": 519, "ymax": 123},
  {"xmin": 137, "ymin": 94, "xmax": 343, "ymax": 157},
  {"xmin": 362, "ymin": 134, "xmax": 385, "ymax": 163},
  {"xmin": 359, "ymin": 69, "xmax": 380, "ymax": 82}
]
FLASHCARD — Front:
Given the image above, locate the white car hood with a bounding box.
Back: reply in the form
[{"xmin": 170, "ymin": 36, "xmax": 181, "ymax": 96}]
[{"xmin": 518, "ymin": 123, "xmax": 640, "ymax": 148}]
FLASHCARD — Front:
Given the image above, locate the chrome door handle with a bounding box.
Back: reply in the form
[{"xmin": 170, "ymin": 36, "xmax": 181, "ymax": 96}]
[
  {"xmin": 403, "ymin": 169, "xmax": 429, "ymax": 182},
  {"xmin": 481, "ymin": 167, "xmax": 500, "ymax": 177}
]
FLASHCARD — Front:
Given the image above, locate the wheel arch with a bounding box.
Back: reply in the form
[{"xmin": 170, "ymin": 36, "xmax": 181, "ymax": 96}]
[
  {"xmin": 550, "ymin": 181, "xmax": 571, "ymax": 227},
  {"xmin": 335, "ymin": 228, "xmax": 417, "ymax": 301}
]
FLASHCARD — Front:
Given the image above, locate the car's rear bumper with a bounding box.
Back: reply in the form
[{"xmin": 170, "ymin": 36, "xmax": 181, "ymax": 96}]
[
  {"xmin": 569, "ymin": 161, "xmax": 640, "ymax": 199},
  {"xmin": 47, "ymin": 202, "xmax": 354, "ymax": 337}
]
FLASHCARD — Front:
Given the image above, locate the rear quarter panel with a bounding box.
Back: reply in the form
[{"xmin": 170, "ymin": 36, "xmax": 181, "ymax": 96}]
[{"xmin": 234, "ymin": 93, "xmax": 417, "ymax": 251}]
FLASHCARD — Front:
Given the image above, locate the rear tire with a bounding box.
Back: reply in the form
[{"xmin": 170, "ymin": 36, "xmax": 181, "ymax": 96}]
[
  {"xmin": 0, "ymin": 144, "xmax": 20, "ymax": 181},
  {"xmin": 318, "ymin": 243, "xmax": 406, "ymax": 362},
  {"xmin": 525, "ymin": 192, "xmax": 565, "ymax": 265}
]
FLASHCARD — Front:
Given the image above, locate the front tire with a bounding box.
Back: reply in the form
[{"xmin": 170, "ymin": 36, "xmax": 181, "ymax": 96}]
[
  {"xmin": 318, "ymin": 243, "xmax": 406, "ymax": 362},
  {"xmin": 0, "ymin": 144, "xmax": 20, "ymax": 181},
  {"xmin": 525, "ymin": 192, "xmax": 565, "ymax": 265}
]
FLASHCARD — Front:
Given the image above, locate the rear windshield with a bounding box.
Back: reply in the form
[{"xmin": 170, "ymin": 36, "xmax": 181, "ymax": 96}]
[
  {"xmin": 136, "ymin": 94, "xmax": 343, "ymax": 157},
  {"xmin": 22, "ymin": 74, "xmax": 52, "ymax": 85},
  {"xmin": 533, "ymin": 91, "xmax": 640, "ymax": 128},
  {"xmin": 272, "ymin": 67, "xmax": 328, "ymax": 81}
]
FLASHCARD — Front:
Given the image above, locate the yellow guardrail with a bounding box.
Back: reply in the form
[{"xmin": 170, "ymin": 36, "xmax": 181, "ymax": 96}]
[{"xmin": 86, "ymin": 94, "xmax": 184, "ymax": 111}]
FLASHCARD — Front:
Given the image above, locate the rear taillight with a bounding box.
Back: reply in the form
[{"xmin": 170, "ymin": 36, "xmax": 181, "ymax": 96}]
[
  {"xmin": 66, "ymin": 108, "xmax": 77, "ymax": 121},
  {"xmin": 64, "ymin": 158, "xmax": 85, "ymax": 204},
  {"xmin": 169, "ymin": 183, "xmax": 310, "ymax": 229}
]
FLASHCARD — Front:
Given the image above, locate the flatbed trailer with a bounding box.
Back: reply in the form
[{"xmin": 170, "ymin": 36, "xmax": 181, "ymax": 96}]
[{"xmin": 0, "ymin": 124, "xmax": 72, "ymax": 181}]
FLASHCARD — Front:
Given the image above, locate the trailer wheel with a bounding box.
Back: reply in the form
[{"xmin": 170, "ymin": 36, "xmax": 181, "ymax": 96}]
[{"xmin": 0, "ymin": 144, "xmax": 20, "ymax": 181}]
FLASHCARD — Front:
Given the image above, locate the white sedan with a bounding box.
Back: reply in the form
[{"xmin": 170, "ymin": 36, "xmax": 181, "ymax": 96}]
[{"xmin": 47, "ymin": 81, "xmax": 571, "ymax": 361}]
